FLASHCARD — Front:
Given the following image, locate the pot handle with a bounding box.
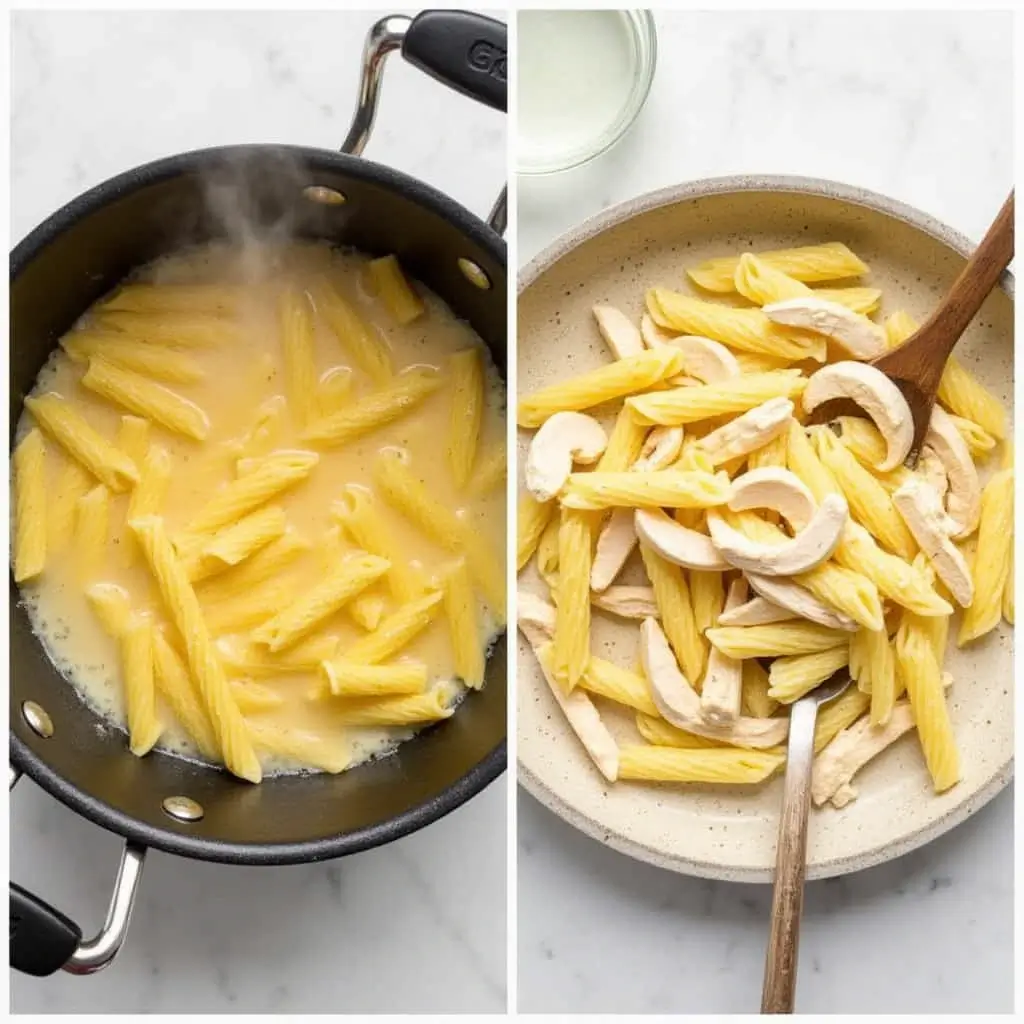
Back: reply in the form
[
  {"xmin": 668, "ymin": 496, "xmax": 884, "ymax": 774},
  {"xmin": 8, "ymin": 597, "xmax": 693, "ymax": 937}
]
[
  {"xmin": 9, "ymin": 839, "xmax": 147, "ymax": 976},
  {"xmin": 340, "ymin": 11, "xmax": 507, "ymax": 235}
]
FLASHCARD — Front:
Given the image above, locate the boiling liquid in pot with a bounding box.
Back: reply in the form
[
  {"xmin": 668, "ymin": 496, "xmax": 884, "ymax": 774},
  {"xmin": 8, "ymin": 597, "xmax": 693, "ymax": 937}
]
[{"xmin": 17, "ymin": 241, "xmax": 507, "ymax": 775}]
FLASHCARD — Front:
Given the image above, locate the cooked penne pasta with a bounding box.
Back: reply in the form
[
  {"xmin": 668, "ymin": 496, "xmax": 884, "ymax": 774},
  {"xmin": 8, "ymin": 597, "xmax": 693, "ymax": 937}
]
[
  {"xmin": 130, "ymin": 515, "xmax": 261, "ymax": 783},
  {"xmin": 813, "ymin": 428, "xmax": 917, "ymax": 560},
  {"xmin": 151, "ymin": 628, "xmax": 219, "ymax": 759},
  {"xmin": 322, "ymin": 660, "xmax": 428, "ymax": 698},
  {"xmin": 302, "ymin": 367, "xmax": 442, "ymax": 446},
  {"xmin": 470, "ymin": 441, "xmax": 507, "ymax": 496},
  {"xmin": 442, "ymin": 558, "xmax": 485, "ymax": 688},
  {"xmin": 313, "ymin": 367, "xmax": 354, "ymax": 421},
  {"xmin": 115, "ymin": 416, "xmax": 151, "ymax": 468},
  {"xmin": 535, "ymin": 513, "xmax": 561, "ymax": 590},
  {"xmin": 99, "ymin": 283, "xmax": 242, "ymax": 315},
  {"xmin": 229, "ymin": 680, "xmax": 286, "ymax": 713},
  {"xmin": 314, "ymin": 276, "xmax": 394, "ymax": 384},
  {"xmin": 767, "ymin": 644, "xmax": 850, "ymax": 703},
  {"xmin": 253, "ymin": 553, "xmax": 390, "ymax": 651},
  {"xmin": 687, "ymin": 243, "xmax": 869, "ymax": 293},
  {"xmin": 794, "ymin": 562, "xmax": 884, "ymax": 632},
  {"xmin": 553, "ymin": 508, "xmax": 593, "ymax": 689},
  {"xmin": 86, "ymin": 582, "xmax": 133, "ymax": 638},
  {"xmin": 326, "ymin": 685, "xmax": 455, "ymax": 726},
  {"xmin": 48, "ymin": 460, "xmax": 92, "ymax": 556},
  {"xmin": 560, "ymin": 469, "xmax": 731, "ymax": 511},
  {"xmin": 627, "ymin": 371, "xmax": 806, "ymax": 426},
  {"xmin": 518, "ymin": 493, "xmax": 555, "ymax": 571},
  {"xmin": 741, "ymin": 659, "xmax": 779, "ymax": 718},
  {"xmin": 25, "ymin": 393, "xmax": 138, "ymax": 492},
  {"xmin": 75, "ymin": 485, "xmax": 110, "ymax": 581},
  {"xmin": 895, "ymin": 619, "xmax": 959, "ymax": 792},
  {"xmin": 447, "ymin": 348, "xmax": 484, "ymax": 488},
  {"xmin": 194, "ymin": 505, "xmax": 287, "ymax": 576},
  {"xmin": 181, "ymin": 451, "xmax": 318, "ymax": 537},
  {"xmin": 814, "ymin": 686, "xmax": 870, "ymax": 753},
  {"xmin": 580, "ymin": 657, "xmax": 659, "ymax": 716},
  {"xmin": 332, "ymin": 485, "xmax": 426, "ymax": 603},
  {"xmin": 279, "ymin": 285, "xmax": 319, "ymax": 428},
  {"xmin": 348, "ymin": 592, "xmax": 386, "ymax": 631},
  {"xmin": 63, "ymin": 331, "xmax": 204, "ymax": 383},
  {"xmin": 342, "ymin": 590, "xmax": 445, "ymax": 665},
  {"xmin": 959, "ymin": 467, "xmax": 1014, "ymax": 644},
  {"xmin": 517, "ymin": 347, "xmax": 684, "ymax": 428},
  {"xmin": 634, "ymin": 714, "xmax": 728, "ymax": 750},
  {"xmin": 949, "ymin": 414, "xmax": 998, "ymax": 459},
  {"xmin": 13, "ymin": 429, "xmax": 47, "ymax": 582},
  {"xmin": 95, "ymin": 310, "xmax": 239, "ymax": 347},
  {"xmin": 367, "ymin": 254, "xmax": 425, "ymax": 325},
  {"xmin": 706, "ymin": 622, "xmax": 849, "ymax": 659},
  {"xmin": 203, "ymin": 580, "xmax": 294, "ymax": 635},
  {"xmin": 196, "ymin": 531, "xmax": 309, "ymax": 603},
  {"xmin": 618, "ymin": 745, "xmax": 783, "ymax": 784},
  {"xmin": 120, "ymin": 616, "xmax": 163, "ymax": 756},
  {"xmin": 82, "ymin": 357, "xmax": 209, "ymax": 440},
  {"xmin": 648, "ymin": 290, "xmax": 823, "ymax": 361},
  {"xmin": 639, "ymin": 542, "xmax": 705, "ymax": 686}
]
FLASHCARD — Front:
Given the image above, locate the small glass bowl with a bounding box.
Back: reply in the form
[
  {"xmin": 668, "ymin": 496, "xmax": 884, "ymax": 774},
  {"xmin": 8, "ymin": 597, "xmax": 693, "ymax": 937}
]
[{"xmin": 517, "ymin": 10, "xmax": 658, "ymax": 177}]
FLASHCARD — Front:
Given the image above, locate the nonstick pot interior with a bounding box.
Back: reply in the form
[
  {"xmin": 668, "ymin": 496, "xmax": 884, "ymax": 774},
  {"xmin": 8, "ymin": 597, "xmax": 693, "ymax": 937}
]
[{"xmin": 10, "ymin": 145, "xmax": 507, "ymax": 864}]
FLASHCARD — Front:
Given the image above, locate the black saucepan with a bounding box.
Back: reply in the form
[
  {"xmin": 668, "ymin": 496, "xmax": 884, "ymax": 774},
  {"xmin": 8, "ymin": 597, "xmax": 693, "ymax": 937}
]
[{"xmin": 10, "ymin": 9, "xmax": 507, "ymax": 977}]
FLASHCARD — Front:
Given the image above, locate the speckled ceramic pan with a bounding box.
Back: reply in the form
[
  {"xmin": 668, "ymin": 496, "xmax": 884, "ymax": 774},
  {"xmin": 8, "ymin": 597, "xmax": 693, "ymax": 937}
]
[{"xmin": 517, "ymin": 175, "xmax": 1014, "ymax": 883}]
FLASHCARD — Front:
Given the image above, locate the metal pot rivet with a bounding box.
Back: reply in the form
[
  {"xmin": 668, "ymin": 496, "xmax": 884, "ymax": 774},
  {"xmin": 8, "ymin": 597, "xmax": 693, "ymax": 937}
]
[
  {"xmin": 162, "ymin": 796, "xmax": 204, "ymax": 823},
  {"xmin": 22, "ymin": 700, "xmax": 54, "ymax": 739},
  {"xmin": 302, "ymin": 185, "xmax": 347, "ymax": 206},
  {"xmin": 457, "ymin": 258, "xmax": 491, "ymax": 290}
]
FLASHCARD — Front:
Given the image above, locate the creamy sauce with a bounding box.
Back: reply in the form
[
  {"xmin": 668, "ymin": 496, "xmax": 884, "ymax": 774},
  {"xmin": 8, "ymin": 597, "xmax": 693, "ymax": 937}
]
[
  {"xmin": 18, "ymin": 241, "xmax": 506, "ymax": 775},
  {"xmin": 518, "ymin": 10, "xmax": 638, "ymax": 170}
]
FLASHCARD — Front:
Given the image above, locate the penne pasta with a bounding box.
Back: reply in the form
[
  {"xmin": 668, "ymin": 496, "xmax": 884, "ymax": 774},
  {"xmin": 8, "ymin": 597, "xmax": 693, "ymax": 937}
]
[
  {"xmin": 248, "ymin": 721, "xmax": 351, "ymax": 774},
  {"xmin": 560, "ymin": 469, "xmax": 731, "ymax": 511},
  {"xmin": 25, "ymin": 393, "xmax": 138, "ymax": 492},
  {"xmin": 279, "ymin": 285, "xmax": 319, "ymax": 429},
  {"xmin": 13, "ymin": 429, "xmax": 47, "ymax": 582},
  {"xmin": 517, "ymin": 347, "xmax": 684, "ymax": 428},
  {"xmin": 367, "ymin": 254, "xmax": 425, "ymax": 325},
  {"xmin": 706, "ymin": 622, "xmax": 849, "ymax": 659},
  {"xmin": 75, "ymin": 485, "xmax": 111, "ymax": 581},
  {"xmin": 517, "ymin": 493, "xmax": 555, "ymax": 571},
  {"xmin": 130, "ymin": 515, "xmax": 262, "ymax": 783},
  {"xmin": 63, "ymin": 331, "xmax": 204, "ymax": 383},
  {"xmin": 442, "ymin": 558, "xmax": 485, "ymax": 689},
  {"xmin": 553, "ymin": 508, "xmax": 593, "ymax": 690},
  {"xmin": 332, "ymin": 485, "xmax": 426, "ymax": 603},
  {"xmin": 322, "ymin": 660, "xmax": 428, "ymax": 698},
  {"xmin": 341, "ymin": 590, "xmax": 445, "ymax": 665},
  {"xmin": 151, "ymin": 628, "xmax": 219, "ymax": 759},
  {"xmin": 581, "ymin": 657, "xmax": 659, "ymax": 716},
  {"xmin": 639, "ymin": 542, "xmax": 705, "ymax": 686},
  {"xmin": 687, "ymin": 242, "xmax": 869, "ymax": 293},
  {"xmin": 618, "ymin": 745, "xmax": 783, "ymax": 784},
  {"xmin": 48, "ymin": 460, "xmax": 92, "ymax": 556},
  {"xmin": 82, "ymin": 357, "xmax": 210, "ymax": 440},
  {"xmin": 120, "ymin": 615, "xmax": 163, "ymax": 756},
  {"xmin": 95, "ymin": 310, "xmax": 240, "ymax": 347},
  {"xmin": 767, "ymin": 644, "xmax": 850, "ymax": 703},
  {"xmin": 627, "ymin": 371, "xmax": 806, "ymax": 426},
  {"xmin": 314, "ymin": 276, "xmax": 394, "ymax": 384},
  {"xmin": 302, "ymin": 367, "xmax": 442, "ymax": 446},
  {"xmin": 447, "ymin": 348, "xmax": 484, "ymax": 488},
  {"xmin": 326, "ymin": 685, "xmax": 456, "ymax": 726},
  {"xmin": 253, "ymin": 553, "xmax": 390, "ymax": 651},
  {"xmin": 958, "ymin": 468, "xmax": 1014, "ymax": 644}
]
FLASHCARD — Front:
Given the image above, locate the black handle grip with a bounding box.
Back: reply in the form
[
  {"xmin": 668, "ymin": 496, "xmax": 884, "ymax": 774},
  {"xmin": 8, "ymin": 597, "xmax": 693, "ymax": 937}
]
[
  {"xmin": 402, "ymin": 10, "xmax": 506, "ymax": 113},
  {"xmin": 10, "ymin": 883, "xmax": 83, "ymax": 976}
]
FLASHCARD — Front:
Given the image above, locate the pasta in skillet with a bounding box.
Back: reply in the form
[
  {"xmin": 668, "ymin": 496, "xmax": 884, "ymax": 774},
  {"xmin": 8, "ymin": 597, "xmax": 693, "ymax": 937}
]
[
  {"xmin": 12, "ymin": 241, "xmax": 506, "ymax": 782},
  {"xmin": 517, "ymin": 240, "xmax": 1012, "ymax": 809}
]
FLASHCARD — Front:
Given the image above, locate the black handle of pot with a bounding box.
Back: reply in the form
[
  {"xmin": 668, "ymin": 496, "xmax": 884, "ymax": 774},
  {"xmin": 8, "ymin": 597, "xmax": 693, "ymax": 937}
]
[
  {"xmin": 402, "ymin": 10, "xmax": 506, "ymax": 113},
  {"xmin": 10, "ymin": 883, "xmax": 83, "ymax": 977}
]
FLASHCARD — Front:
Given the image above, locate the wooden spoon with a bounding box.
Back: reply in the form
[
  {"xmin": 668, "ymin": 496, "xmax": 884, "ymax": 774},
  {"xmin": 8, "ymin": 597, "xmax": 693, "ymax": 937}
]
[
  {"xmin": 761, "ymin": 670, "xmax": 852, "ymax": 1015},
  {"xmin": 808, "ymin": 191, "xmax": 1014, "ymax": 464}
]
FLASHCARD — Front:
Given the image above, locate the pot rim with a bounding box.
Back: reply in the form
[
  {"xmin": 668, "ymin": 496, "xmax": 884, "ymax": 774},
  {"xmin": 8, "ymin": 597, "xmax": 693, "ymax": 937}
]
[{"xmin": 10, "ymin": 142, "xmax": 507, "ymax": 865}]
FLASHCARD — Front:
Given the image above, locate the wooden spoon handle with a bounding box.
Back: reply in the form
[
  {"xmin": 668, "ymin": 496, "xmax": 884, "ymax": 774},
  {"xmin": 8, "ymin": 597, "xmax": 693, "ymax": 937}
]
[
  {"xmin": 920, "ymin": 190, "xmax": 1014, "ymax": 360},
  {"xmin": 761, "ymin": 698, "xmax": 817, "ymax": 1014}
]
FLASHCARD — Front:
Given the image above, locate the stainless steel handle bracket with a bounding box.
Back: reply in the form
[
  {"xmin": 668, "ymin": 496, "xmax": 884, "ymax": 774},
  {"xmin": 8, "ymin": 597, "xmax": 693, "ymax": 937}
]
[
  {"xmin": 339, "ymin": 14, "xmax": 507, "ymax": 236},
  {"xmin": 63, "ymin": 842, "xmax": 147, "ymax": 975}
]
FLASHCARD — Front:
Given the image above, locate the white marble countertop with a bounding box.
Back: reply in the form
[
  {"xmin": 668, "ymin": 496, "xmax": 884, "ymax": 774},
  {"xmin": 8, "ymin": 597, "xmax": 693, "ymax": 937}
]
[
  {"xmin": 11, "ymin": 10, "xmax": 506, "ymax": 1014},
  {"xmin": 517, "ymin": 10, "xmax": 1014, "ymax": 1015}
]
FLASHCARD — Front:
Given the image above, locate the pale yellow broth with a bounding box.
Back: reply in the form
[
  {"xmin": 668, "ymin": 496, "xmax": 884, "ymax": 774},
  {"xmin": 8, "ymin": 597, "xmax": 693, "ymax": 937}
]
[{"xmin": 18, "ymin": 241, "xmax": 506, "ymax": 774}]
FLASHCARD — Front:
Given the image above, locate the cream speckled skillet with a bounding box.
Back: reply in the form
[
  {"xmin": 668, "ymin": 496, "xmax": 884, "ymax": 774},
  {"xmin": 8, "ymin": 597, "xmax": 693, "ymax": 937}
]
[{"xmin": 517, "ymin": 175, "xmax": 1014, "ymax": 882}]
